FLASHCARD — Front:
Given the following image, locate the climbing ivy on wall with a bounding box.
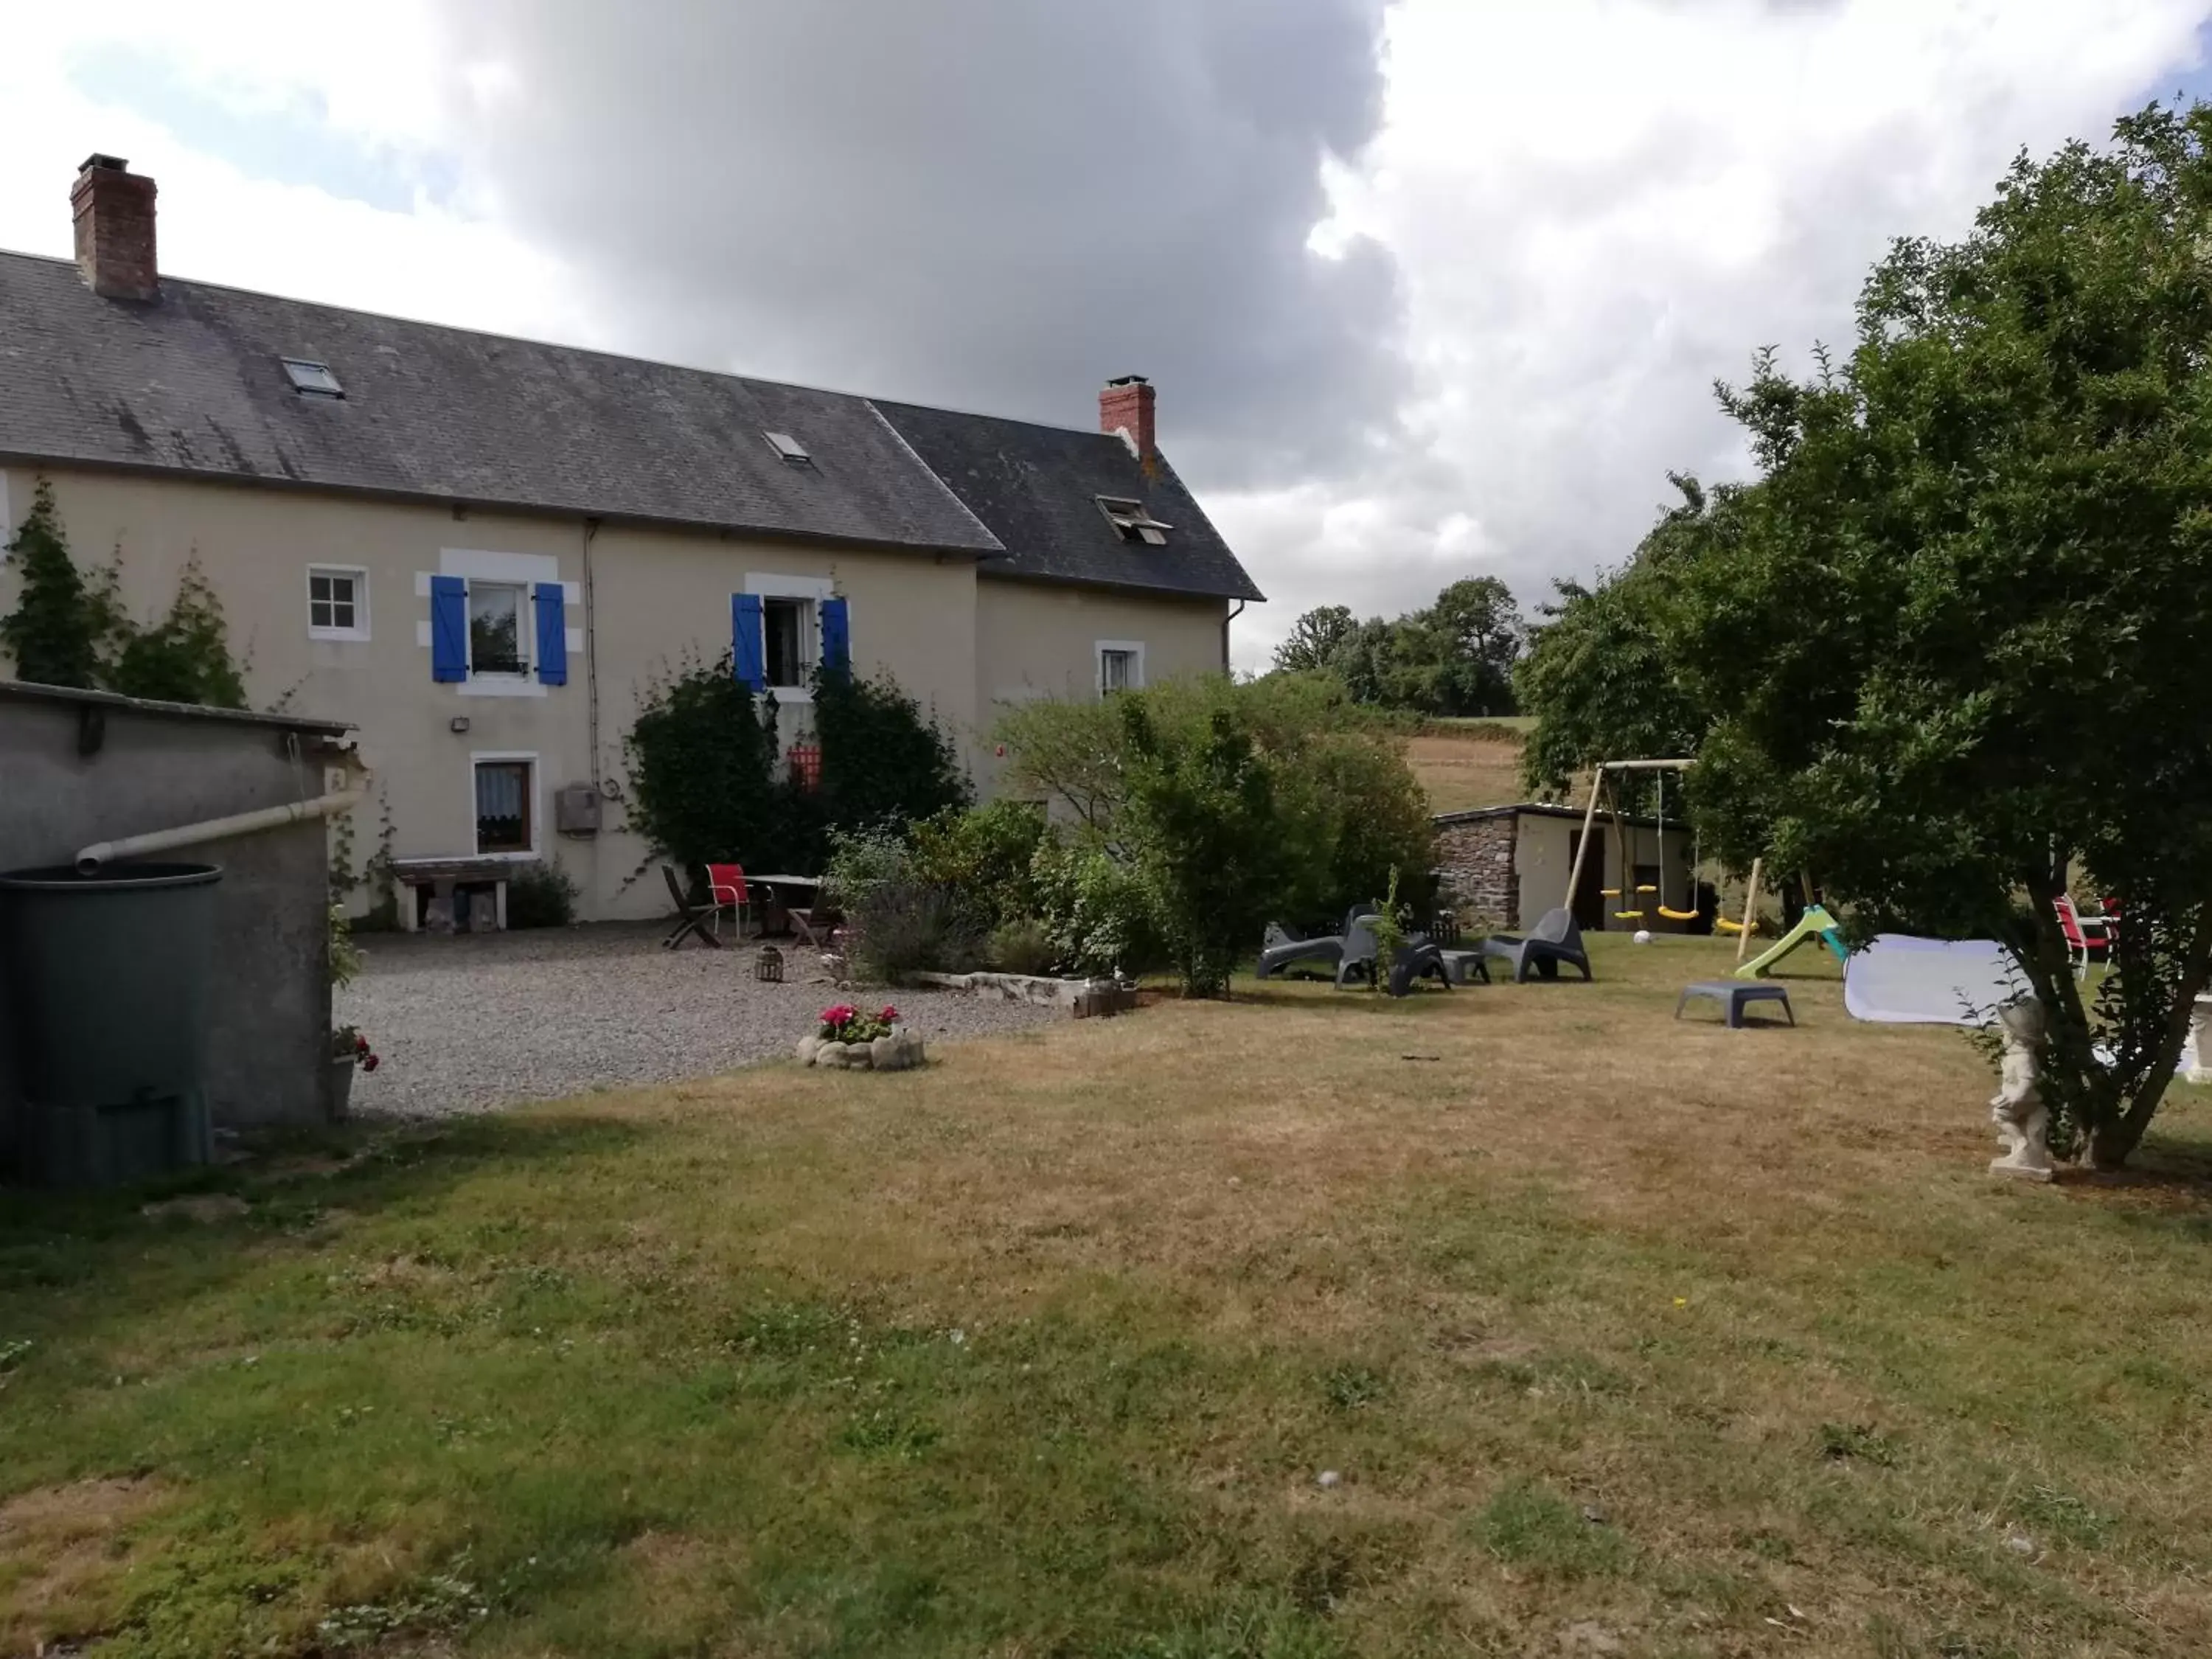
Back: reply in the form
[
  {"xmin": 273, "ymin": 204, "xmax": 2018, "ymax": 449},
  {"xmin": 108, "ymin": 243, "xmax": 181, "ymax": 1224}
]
[
  {"xmin": 0, "ymin": 479, "xmax": 248, "ymax": 708},
  {"xmin": 0, "ymin": 479, "xmax": 107, "ymax": 689}
]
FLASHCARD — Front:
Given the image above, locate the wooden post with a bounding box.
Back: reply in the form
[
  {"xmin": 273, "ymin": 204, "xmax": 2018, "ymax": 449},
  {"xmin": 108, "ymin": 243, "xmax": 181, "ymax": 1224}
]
[
  {"xmin": 1735, "ymin": 858, "xmax": 1763, "ymax": 964},
  {"xmin": 1562, "ymin": 765, "xmax": 1607, "ymax": 916}
]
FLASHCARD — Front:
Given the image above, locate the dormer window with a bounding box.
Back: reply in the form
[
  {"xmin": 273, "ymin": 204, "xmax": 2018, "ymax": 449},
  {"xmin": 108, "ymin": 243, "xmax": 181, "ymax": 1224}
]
[
  {"xmin": 763, "ymin": 431, "xmax": 812, "ymax": 465},
  {"xmin": 1097, "ymin": 495, "xmax": 1171, "ymax": 546},
  {"xmin": 282, "ymin": 358, "xmax": 344, "ymax": 397}
]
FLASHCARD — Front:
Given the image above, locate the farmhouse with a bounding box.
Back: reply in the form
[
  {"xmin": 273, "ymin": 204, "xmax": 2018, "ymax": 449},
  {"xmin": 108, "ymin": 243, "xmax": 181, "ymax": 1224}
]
[{"xmin": 0, "ymin": 155, "xmax": 1264, "ymax": 922}]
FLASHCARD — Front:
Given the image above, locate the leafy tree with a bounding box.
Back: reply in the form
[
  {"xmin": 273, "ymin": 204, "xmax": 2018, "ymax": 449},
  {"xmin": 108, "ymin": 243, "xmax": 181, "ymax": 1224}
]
[
  {"xmin": 994, "ymin": 674, "xmax": 1433, "ymax": 956},
  {"xmin": 1271, "ymin": 604, "xmax": 1359, "ymax": 673},
  {"xmin": 1116, "ymin": 697, "xmax": 1285, "ymax": 998},
  {"xmin": 1665, "ymin": 102, "xmax": 2212, "ymax": 1167},
  {"xmin": 1270, "ymin": 581, "xmax": 1524, "ymax": 715},
  {"xmin": 1514, "ymin": 476, "xmax": 1728, "ymax": 804},
  {"xmin": 0, "ymin": 479, "xmax": 103, "ymax": 689}
]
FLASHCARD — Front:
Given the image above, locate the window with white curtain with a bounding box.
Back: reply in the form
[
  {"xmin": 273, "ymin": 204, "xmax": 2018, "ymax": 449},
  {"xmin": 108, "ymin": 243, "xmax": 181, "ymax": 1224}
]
[{"xmin": 474, "ymin": 759, "xmax": 533, "ymax": 854}]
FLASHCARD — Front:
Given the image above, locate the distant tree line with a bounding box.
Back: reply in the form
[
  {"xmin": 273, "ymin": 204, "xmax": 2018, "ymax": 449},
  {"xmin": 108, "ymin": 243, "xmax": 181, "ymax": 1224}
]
[{"xmin": 1269, "ymin": 575, "xmax": 1523, "ymax": 717}]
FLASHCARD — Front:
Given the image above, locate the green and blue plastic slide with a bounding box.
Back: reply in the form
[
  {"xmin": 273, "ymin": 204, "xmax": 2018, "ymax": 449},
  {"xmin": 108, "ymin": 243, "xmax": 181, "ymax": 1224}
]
[{"xmin": 1734, "ymin": 904, "xmax": 1848, "ymax": 980}]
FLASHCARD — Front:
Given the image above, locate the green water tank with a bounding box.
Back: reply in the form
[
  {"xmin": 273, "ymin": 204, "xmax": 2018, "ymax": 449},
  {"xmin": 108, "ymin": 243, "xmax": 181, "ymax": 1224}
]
[{"xmin": 0, "ymin": 862, "xmax": 221, "ymax": 1188}]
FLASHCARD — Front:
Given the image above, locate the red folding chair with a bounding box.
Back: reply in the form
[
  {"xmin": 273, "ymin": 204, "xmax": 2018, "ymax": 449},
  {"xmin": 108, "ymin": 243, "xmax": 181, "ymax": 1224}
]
[{"xmin": 705, "ymin": 863, "xmax": 752, "ymax": 941}]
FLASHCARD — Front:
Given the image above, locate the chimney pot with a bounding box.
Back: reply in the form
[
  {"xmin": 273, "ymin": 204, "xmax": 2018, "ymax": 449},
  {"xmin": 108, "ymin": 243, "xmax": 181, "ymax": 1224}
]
[
  {"xmin": 1099, "ymin": 374, "xmax": 1157, "ymax": 462},
  {"xmin": 72, "ymin": 154, "xmax": 159, "ymax": 303}
]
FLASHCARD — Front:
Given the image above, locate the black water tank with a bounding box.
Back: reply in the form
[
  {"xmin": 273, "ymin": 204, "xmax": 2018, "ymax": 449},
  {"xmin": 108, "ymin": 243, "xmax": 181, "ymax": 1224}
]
[{"xmin": 0, "ymin": 862, "xmax": 221, "ymax": 1187}]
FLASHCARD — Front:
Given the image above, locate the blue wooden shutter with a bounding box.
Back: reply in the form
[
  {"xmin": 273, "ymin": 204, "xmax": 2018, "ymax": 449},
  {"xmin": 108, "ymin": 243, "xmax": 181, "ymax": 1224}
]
[
  {"xmin": 731, "ymin": 592, "xmax": 765, "ymax": 690},
  {"xmin": 533, "ymin": 582, "xmax": 568, "ymax": 685},
  {"xmin": 819, "ymin": 597, "xmax": 851, "ymax": 681},
  {"xmin": 430, "ymin": 575, "xmax": 467, "ymax": 682}
]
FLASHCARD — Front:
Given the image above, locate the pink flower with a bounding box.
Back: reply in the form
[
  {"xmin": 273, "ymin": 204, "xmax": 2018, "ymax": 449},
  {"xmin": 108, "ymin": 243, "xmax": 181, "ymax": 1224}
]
[
  {"xmin": 361, "ymin": 1054, "xmax": 380, "ymax": 1073},
  {"xmin": 879, "ymin": 1005, "xmax": 900, "ymax": 1022}
]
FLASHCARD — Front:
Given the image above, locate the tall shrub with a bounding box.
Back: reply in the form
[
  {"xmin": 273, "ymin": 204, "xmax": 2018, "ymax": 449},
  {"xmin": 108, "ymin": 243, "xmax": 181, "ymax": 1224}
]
[
  {"xmin": 624, "ymin": 653, "xmax": 779, "ymax": 871},
  {"xmin": 1117, "ymin": 698, "xmax": 1285, "ymax": 998},
  {"xmin": 813, "ymin": 667, "xmax": 970, "ymax": 831},
  {"xmin": 0, "ymin": 480, "xmax": 102, "ymax": 689},
  {"xmin": 106, "ymin": 557, "xmax": 248, "ymax": 709}
]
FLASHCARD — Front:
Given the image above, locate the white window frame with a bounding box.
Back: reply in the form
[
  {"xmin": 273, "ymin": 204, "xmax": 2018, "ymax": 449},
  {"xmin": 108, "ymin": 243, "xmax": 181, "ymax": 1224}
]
[
  {"xmin": 1096, "ymin": 639, "xmax": 1146, "ymax": 696},
  {"xmin": 465, "ymin": 579, "xmax": 532, "ymax": 681},
  {"xmin": 469, "ymin": 751, "xmax": 540, "ymax": 860},
  {"xmin": 744, "ymin": 571, "xmax": 835, "ymax": 703},
  {"xmin": 306, "ymin": 564, "xmax": 370, "ymax": 642}
]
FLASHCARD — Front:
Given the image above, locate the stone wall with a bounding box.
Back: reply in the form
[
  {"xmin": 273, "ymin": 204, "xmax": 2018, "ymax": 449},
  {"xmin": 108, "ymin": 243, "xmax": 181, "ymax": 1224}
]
[{"xmin": 1435, "ymin": 813, "xmax": 1519, "ymax": 930}]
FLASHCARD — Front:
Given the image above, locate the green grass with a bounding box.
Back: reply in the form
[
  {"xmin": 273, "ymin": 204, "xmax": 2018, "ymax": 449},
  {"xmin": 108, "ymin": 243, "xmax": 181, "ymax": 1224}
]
[{"xmin": 6, "ymin": 935, "xmax": 2212, "ymax": 1655}]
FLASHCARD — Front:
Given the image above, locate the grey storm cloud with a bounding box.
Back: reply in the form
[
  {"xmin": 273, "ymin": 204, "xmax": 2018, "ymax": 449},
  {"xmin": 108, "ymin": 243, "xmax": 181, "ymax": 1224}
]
[{"xmin": 424, "ymin": 0, "xmax": 1403, "ymax": 487}]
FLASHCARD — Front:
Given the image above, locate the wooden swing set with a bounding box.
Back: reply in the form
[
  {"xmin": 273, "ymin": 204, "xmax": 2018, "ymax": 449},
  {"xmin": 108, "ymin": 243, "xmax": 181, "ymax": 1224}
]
[{"xmin": 1561, "ymin": 758, "xmax": 1705, "ymax": 928}]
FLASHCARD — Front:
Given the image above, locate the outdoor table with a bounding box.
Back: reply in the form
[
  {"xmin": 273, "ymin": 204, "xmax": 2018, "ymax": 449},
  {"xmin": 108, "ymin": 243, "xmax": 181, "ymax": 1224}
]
[{"xmin": 748, "ymin": 874, "xmax": 826, "ymax": 945}]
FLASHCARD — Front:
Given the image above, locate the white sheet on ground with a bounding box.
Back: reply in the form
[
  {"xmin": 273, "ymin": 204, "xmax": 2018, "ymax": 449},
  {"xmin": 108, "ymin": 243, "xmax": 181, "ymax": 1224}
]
[{"xmin": 1843, "ymin": 934, "xmax": 2020, "ymax": 1026}]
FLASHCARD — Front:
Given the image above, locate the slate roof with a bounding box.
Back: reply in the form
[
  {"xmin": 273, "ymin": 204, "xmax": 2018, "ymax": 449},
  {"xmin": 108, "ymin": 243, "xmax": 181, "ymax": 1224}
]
[
  {"xmin": 874, "ymin": 399, "xmax": 1265, "ymax": 602},
  {"xmin": 0, "ymin": 250, "xmax": 1000, "ymax": 556}
]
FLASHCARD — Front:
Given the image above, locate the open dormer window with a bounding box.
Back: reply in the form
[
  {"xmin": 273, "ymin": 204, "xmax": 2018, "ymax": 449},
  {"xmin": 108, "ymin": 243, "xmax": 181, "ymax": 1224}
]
[
  {"xmin": 763, "ymin": 430, "xmax": 812, "ymax": 465},
  {"xmin": 1097, "ymin": 495, "xmax": 1171, "ymax": 546},
  {"xmin": 282, "ymin": 358, "xmax": 344, "ymax": 397}
]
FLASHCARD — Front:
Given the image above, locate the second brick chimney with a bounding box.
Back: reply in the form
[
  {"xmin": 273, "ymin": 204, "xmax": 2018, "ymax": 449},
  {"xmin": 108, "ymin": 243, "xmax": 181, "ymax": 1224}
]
[
  {"xmin": 1099, "ymin": 374, "xmax": 1156, "ymax": 462},
  {"xmin": 72, "ymin": 154, "xmax": 159, "ymax": 303}
]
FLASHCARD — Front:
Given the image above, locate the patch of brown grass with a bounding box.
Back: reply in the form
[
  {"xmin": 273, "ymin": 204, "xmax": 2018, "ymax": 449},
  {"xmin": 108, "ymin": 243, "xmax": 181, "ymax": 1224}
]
[
  {"xmin": 1405, "ymin": 728, "xmax": 1527, "ymax": 813},
  {"xmin": 0, "ymin": 1476, "xmax": 168, "ymax": 1652}
]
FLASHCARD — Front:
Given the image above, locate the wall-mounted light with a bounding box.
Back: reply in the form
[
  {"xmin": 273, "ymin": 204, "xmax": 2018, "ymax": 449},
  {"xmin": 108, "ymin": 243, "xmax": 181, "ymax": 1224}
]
[{"xmin": 449, "ymin": 716, "xmax": 470, "ymax": 734}]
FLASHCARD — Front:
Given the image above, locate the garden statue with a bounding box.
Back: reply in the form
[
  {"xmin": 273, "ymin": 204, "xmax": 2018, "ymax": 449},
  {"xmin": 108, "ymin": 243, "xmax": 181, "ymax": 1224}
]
[{"xmin": 1989, "ymin": 998, "xmax": 2055, "ymax": 1181}]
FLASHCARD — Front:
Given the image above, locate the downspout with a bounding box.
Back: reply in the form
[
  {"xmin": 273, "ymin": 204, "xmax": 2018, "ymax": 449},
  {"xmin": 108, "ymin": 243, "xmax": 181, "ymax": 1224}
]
[
  {"xmin": 76, "ymin": 783, "xmax": 367, "ymax": 875},
  {"xmin": 582, "ymin": 516, "xmax": 602, "ymax": 790},
  {"xmin": 1222, "ymin": 599, "xmax": 1247, "ymax": 672}
]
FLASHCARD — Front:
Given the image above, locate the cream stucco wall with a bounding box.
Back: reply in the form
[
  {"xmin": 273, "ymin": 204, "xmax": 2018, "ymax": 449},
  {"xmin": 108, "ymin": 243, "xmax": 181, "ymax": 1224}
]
[
  {"xmin": 0, "ymin": 467, "xmax": 984, "ymax": 921},
  {"xmin": 975, "ymin": 579, "xmax": 1228, "ymax": 709}
]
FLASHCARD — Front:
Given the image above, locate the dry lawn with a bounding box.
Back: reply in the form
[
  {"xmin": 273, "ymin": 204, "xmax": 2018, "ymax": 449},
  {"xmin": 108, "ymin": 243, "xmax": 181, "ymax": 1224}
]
[
  {"xmin": 1405, "ymin": 724, "xmax": 1529, "ymax": 813},
  {"xmin": 5, "ymin": 933, "xmax": 2212, "ymax": 1657}
]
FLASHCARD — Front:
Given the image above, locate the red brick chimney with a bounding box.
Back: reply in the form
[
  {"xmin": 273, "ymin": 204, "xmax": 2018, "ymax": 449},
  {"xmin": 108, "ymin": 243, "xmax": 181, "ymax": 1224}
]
[
  {"xmin": 1099, "ymin": 374, "xmax": 1156, "ymax": 461},
  {"xmin": 72, "ymin": 154, "xmax": 159, "ymax": 302}
]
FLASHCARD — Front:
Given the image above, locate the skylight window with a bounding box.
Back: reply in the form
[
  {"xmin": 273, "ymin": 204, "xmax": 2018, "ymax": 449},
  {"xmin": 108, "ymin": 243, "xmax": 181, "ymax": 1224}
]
[
  {"xmin": 1097, "ymin": 495, "xmax": 1172, "ymax": 546},
  {"xmin": 763, "ymin": 431, "xmax": 811, "ymax": 465},
  {"xmin": 282, "ymin": 358, "xmax": 344, "ymax": 397}
]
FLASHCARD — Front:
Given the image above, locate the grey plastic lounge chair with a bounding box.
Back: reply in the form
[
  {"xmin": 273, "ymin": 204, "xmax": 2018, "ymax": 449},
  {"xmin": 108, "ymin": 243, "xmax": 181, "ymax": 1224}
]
[
  {"xmin": 1259, "ymin": 905, "xmax": 1378, "ymax": 981},
  {"xmin": 1477, "ymin": 906, "xmax": 1593, "ymax": 983},
  {"xmin": 1385, "ymin": 942, "xmax": 1454, "ymax": 997}
]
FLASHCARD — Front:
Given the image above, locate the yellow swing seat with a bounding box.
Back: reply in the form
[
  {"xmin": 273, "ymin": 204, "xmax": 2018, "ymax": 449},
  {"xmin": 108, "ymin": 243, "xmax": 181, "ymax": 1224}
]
[
  {"xmin": 1655, "ymin": 905, "xmax": 1699, "ymax": 922},
  {"xmin": 1714, "ymin": 917, "xmax": 1747, "ymax": 935}
]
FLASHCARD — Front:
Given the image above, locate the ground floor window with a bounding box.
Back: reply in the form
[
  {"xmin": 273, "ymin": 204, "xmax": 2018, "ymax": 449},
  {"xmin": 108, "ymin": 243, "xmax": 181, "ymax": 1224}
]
[{"xmin": 475, "ymin": 759, "xmax": 533, "ymax": 854}]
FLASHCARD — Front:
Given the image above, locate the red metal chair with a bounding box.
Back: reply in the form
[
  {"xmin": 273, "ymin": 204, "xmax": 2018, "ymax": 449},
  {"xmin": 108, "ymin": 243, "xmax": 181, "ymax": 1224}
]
[
  {"xmin": 706, "ymin": 863, "xmax": 751, "ymax": 941},
  {"xmin": 2054, "ymin": 896, "xmax": 2113, "ymax": 980}
]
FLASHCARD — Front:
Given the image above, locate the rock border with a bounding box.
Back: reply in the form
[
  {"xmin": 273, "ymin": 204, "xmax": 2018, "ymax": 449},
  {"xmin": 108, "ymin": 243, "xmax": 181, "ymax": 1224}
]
[
  {"xmin": 909, "ymin": 971, "xmax": 1136, "ymax": 1018},
  {"xmin": 795, "ymin": 1029, "xmax": 926, "ymax": 1071}
]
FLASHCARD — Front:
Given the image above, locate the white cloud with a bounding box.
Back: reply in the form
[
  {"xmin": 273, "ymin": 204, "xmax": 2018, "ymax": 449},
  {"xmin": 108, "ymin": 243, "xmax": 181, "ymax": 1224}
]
[
  {"xmin": 0, "ymin": 1, "xmax": 2205, "ymax": 678},
  {"xmin": 1220, "ymin": 0, "xmax": 2210, "ymax": 667}
]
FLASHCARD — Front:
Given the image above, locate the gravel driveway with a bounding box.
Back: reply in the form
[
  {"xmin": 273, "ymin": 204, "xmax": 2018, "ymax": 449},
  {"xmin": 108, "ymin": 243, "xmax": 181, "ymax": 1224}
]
[{"xmin": 336, "ymin": 922, "xmax": 1060, "ymax": 1117}]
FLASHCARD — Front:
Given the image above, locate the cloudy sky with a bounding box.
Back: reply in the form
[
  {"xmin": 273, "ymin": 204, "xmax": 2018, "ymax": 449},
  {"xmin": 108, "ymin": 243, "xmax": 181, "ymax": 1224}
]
[{"xmin": 1, "ymin": 1, "xmax": 2207, "ymax": 667}]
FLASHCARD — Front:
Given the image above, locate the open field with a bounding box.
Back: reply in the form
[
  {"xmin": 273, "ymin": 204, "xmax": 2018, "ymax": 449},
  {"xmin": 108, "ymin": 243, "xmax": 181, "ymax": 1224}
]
[
  {"xmin": 1405, "ymin": 723, "xmax": 1529, "ymax": 815},
  {"xmin": 7, "ymin": 935, "xmax": 2212, "ymax": 1656}
]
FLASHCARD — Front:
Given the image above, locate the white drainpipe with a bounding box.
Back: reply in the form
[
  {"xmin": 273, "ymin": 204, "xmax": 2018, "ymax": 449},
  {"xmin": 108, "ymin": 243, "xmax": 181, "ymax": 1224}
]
[{"xmin": 74, "ymin": 784, "xmax": 367, "ymax": 875}]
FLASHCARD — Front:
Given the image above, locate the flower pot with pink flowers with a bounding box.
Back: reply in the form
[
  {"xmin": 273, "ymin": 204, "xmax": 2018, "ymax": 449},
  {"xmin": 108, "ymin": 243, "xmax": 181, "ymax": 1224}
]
[{"xmin": 795, "ymin": 1003, "xmax": 925, "ymax": 1071}]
